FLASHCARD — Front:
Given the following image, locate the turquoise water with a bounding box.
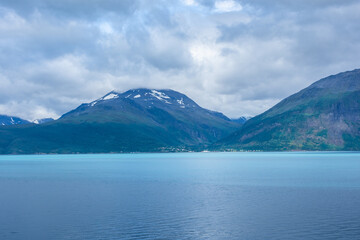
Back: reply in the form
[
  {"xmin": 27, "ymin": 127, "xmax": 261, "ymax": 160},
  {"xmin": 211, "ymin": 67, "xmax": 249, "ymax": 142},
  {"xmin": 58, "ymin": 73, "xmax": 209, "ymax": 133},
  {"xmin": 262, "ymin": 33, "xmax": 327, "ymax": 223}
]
[{"xmin": 0, "ymin": 152, "xmax": 360, "ymax": 239}]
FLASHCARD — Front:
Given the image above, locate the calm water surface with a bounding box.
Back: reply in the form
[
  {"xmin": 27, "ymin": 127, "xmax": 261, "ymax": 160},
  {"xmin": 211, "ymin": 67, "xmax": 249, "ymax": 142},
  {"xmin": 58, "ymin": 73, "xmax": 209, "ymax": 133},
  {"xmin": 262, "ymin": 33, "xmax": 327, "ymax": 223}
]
[{"xmin": 0, "ymin": 152, "xmax": 360, "ymax": 239}]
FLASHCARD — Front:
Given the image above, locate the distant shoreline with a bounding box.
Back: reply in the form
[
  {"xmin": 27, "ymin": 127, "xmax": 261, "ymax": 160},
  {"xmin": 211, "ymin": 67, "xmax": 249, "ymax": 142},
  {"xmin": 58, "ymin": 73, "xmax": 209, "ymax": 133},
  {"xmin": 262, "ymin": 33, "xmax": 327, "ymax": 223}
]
[{"xmin": 1, "ymin": 150, "xmax": 359, "ymax": 157}]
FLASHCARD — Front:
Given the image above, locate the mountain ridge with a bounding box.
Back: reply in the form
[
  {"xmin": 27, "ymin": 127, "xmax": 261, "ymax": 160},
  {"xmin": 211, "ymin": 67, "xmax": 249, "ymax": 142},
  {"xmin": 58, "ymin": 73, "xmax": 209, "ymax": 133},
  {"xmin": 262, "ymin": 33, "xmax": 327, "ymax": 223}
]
[
  {"xmin": 0, "ymin": 88, "xmax": 240, "ymax": 154},
  {"xmin": 0, "ymin": 115, "xmax": 30, "ymax": 126}
]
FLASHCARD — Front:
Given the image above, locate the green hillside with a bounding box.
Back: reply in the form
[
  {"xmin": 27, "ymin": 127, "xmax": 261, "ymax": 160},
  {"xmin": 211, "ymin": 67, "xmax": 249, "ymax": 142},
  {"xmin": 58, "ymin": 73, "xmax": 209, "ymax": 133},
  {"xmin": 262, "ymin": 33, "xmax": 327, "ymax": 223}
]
[{"xmin": 215, "ymin": 69, "xmax": 360, "ymax": 151}]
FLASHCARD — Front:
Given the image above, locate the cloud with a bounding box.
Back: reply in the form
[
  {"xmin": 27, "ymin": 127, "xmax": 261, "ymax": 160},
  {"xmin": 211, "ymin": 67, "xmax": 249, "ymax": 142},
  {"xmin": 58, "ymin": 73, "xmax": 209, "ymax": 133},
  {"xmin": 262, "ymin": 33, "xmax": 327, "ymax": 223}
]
[
  {"xmin": 0, "ymin": 0, "xmax": 360, "ymax": 120},
  {"xmin": 0, "ymin": 0, "xmax": 140, "ymax": 19},
  {"xmin": 214, "ymin": 0, "xmax": 243, "ymax": 13},
  {"xmin": 183, "ymin": 0, "xmax": 198, "ymax": 6}
]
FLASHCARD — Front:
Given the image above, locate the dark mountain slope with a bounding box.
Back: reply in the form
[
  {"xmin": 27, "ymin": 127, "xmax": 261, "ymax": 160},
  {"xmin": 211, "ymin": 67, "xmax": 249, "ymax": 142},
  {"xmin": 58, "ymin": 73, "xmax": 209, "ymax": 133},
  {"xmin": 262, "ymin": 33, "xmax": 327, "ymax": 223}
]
[{"xmin": 215, "ymin": 69, "xmax": 360, "ymax": 151}]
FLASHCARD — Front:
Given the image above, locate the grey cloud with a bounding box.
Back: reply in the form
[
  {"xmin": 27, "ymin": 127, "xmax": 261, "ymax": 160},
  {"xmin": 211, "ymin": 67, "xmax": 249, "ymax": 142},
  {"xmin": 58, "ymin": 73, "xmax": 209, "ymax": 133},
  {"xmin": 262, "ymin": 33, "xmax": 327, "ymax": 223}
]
[
  {"xmin": 0, "ymin": 0, "xmax": 360, "ymax": 120},
  {"xmin": 0, "ymin": 0, "xmax": 140, "ymax": 19},
  {"xmin": 213, "ymin": 0, "xmax": 360, "ymax": 101},
  {"xmin": 240, "ymin": 0, "xmax": 360, "ymax": 11},
  {"xmin": 196, "ymin": 0, "xmax": 216, "ymax": 8}
]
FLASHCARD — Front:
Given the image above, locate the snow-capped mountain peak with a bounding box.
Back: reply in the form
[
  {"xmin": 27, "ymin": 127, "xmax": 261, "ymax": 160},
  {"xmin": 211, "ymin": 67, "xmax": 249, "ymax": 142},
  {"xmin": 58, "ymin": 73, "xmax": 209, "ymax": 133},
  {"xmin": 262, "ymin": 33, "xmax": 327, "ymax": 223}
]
[
  {"xmin": 85, "ymin": 88, "xmax": 201, "ymax": 110},
  {"xmin": 122, "ymin": 88, "xmax": 201, "ymax": 109},
  {"xmin": 33, "ymin": 118, "xmax": 55, "ymax": 124}
]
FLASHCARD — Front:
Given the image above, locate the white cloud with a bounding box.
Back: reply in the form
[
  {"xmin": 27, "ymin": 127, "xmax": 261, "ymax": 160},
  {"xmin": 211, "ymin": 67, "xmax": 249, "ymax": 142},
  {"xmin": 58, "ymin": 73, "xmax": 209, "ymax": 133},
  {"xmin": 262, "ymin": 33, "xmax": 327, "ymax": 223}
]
[
  {"xmin": 98, "ymin": 22, "xmax": 115, "ymax": 35},
  {"xmin": 0, "ymin": 101, "xmax": 59, "ymax": 121},
  {"xmin": 214, "ymin": 0, "xmax": 243, "ymax": 13},
  {"xmin": 183, "ymin": 0, "xmax": 198, "ymax": 6},
  {"xmin": 190, "ymin": 43, "xmax": 219, "ymax": 63}
]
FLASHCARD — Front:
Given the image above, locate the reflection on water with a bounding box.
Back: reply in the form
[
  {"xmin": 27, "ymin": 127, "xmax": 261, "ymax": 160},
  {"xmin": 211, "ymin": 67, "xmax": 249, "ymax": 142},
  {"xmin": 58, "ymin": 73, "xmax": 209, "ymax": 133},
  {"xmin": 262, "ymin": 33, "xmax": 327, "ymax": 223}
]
[{"xmin": 0, "ymin": 152, "xmax": 360, "ymax": 239}]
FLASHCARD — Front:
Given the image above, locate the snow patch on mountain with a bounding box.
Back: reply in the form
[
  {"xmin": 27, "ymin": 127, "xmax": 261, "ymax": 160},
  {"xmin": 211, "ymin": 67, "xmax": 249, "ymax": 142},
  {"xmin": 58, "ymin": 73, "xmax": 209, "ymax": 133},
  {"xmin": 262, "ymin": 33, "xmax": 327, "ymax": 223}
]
[
  {"xmin": 149, "ymin": 90, "xmax": 172, "ymax": 104},
  {"xmin": 134, "ymin": 94, "xmax": 141, "ymax": 98},
  {"xmin": 103, "ymin": 93, "xmax": 119, "ymax": 100},
  {"xmin": 89, "ymin": 92, "xmax": 121, "ymax": 106},
  {"xmin": 150, "ymin": 90, "xmax": 170, "ymax": 99},
  {"xmin": 177, "ymin": 98, "xmax": 184, "ymax": 105}
]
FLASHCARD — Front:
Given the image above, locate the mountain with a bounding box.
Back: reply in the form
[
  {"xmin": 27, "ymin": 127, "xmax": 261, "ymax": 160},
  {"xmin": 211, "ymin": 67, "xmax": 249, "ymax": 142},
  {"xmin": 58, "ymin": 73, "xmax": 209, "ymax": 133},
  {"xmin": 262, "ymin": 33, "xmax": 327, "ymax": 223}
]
[
  {"xmin": 0, "ymin": 89, "xmax": 240, "ymax": 154},
  {"xmin": 231, "ymin": 116, "xmax": 251, "ymax": 124},
  {"xmin": 33, "ymin": 118, "xmax": 55, "ymax": 124},
  {"xmin": 0, "ymin": 115, "xmax": 30, "ymax": 126},
  {"xmin": 215, "ymin": 69, "xmax": 360, "ymax": 151}
]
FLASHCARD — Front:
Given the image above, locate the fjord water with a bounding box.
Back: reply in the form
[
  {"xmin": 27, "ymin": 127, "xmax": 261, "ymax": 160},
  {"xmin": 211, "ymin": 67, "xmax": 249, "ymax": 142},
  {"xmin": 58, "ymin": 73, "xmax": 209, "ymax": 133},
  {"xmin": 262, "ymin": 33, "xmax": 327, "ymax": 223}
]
[{"xmin": 0, "ymin": 153, "xmax": 360, "ymax": 239}]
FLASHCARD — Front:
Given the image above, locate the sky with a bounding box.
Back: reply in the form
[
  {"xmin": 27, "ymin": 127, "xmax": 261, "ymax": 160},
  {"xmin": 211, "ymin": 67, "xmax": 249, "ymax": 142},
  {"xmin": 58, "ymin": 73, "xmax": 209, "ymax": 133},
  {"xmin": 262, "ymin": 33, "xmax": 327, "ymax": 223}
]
[{"xmin": 0, "ymin": 0, "xmax": 360, "ymax": 121}]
